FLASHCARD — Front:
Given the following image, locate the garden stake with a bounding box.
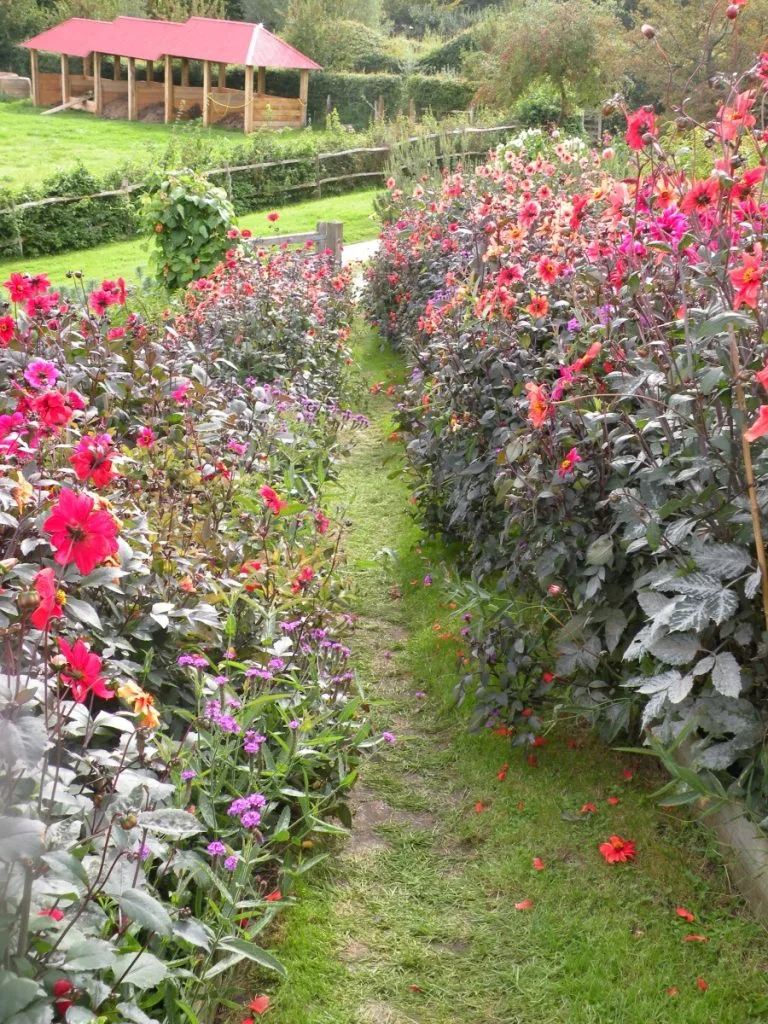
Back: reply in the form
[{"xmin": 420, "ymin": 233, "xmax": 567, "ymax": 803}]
[{"xmin": 729, "ymin": 326, "xmax": 768, "ymax": 630}]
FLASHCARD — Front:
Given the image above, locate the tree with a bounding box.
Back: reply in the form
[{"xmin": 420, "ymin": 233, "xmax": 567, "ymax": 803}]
[
  {"xmin": 0, "ymin": 0, "xmax": 50, "ymax": 74},
  {"xmin": 466, "ymin": 0, "xmax": 628, "ymax": 120},
  {"xmin": 627, "ymin": 0, "xmax": 768, "ymax": 117}
]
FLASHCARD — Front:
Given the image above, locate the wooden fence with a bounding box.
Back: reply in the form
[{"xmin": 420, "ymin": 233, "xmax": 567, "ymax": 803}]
[
  {"xmin": 248, "ymin": 220, "xmax": 343, "ymax": 261},
  {"xmin": 1, "ymin": 123, "xmax": 522, "ymax": 217}
]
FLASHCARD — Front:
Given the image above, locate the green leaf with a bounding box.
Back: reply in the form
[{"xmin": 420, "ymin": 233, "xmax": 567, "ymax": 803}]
[
  {"xmin": 118, "ymin": 889, "xmax": 173, "ymax": 937},
  {"xmin": 216, "ymin": 937, "xmax": 287, "ymax": 977},
  {"xmin": 0, "ymin": 817, "xmax": 44, "ymax": 862},
  {"xmin": 585, "ymin": 534, "xmax": 613, "ymax": 566},
  {"xmin": 137, "ymin": 809, "xmax": 204, "ymax": 839},
  {"xmin": 172, "ymin": 917, "xmax": 214, "ymax": 951},
  {"xmin": 0, "ymin": 974, "xmax": 46, "ymax": 1022},
  {"xmin": 64, "ymin": 938, "xmax": 117, "ymax": 971},
  {"xmin": 711, "ymin": 652, "xmax": 742, "ymax": 698},
  {"xmin": 65, "ymin": 597, "xmax": 102, "ymax": 630},
  {"xmin": 115, "ymin": 951, "xmax": 168, "ymax": 988},
  {"xmin": 116, "ymin": 1005, "xmax": 161, "ymax": 1024}
]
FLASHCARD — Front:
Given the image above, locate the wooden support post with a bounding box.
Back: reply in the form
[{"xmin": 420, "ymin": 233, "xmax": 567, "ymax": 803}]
[
  {"xmin": 164, "ymin": 54, "xmax": 174, "ymax": 123},
  {"xmin": 94, "ymin": 52, "xmax": 103, "ymax": 114},
  {"xmin": 257, "ymin": 66, "xmax": 266, "ymax": 95},
  {"xmin": 60, "ymin": 54, "xmax": 71, "ymax": 104},
  {"xmin": 127, "ymin": 57, "xmax": 136, "ymax": 121},
  {"xmin": 113, "ymin": 55, "xmax": 121, "ymax": 81},
  {"xmin": 244, "ymin": 64, "xmax": 254, "ymax": 134},
  {"xmin": 202, "ymin": 59, "xmax": 211, "ymax": 127},
  {"xmin": 318, "ymin": 221, "xmax": 343, "ymax": 262},
  {"xmin": 299, "ymin": 69, "xmax": 309, "ymax": 126},
  {"xmin": 218, "ymin": 62, "xmax": 226, "ymax": 88},
  {"xmin": 146, "ymin": 60, "xmax": 154, "ymax": 83},
  {"xmin": 29, "ymin": 49, "xmax": 40, "ymax": 106},
  {"xmin": 181, "ymin": 58, "xmax": 189, "ymax": 87}
]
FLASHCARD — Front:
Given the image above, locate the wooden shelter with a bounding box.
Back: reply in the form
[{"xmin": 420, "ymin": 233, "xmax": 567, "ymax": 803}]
[{"xmin": 21, "ymin": 16, "xmax": 321, "ymax": 131}]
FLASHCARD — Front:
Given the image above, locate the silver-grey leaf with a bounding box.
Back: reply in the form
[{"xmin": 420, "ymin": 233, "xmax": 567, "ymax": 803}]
[{"xmin": 711, "ymin": 652, "xmax": 742, "ymax": 698}]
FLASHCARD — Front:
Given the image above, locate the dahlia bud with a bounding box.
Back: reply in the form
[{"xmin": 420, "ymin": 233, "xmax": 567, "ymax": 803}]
[
  {"xmin": 547, "ymin": 584, "xmax": 562, "ymax": 596},
  {"xmin": 640, "ymin": 23, "xmax": 655, "ymax": 38},
  {"xmin": 119, "ymin": 813, "xmax": 138, "ymax": 830},
  {"xmin": 52, "ymin": 980, "xmax": 73, "ymax": 998},
  {"xmin": 726, "ymin": 2, "xmax": 739, "ymax": 15},
  {"xmin": 602, "ymin": 147, "xmax": 615, "ymax": 161}
]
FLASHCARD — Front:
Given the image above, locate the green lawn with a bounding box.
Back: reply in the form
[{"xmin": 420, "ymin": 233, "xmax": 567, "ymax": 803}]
[
  {"xmin": 0, "ymin": 190, "xmax": 381, "ymax": 289},
  {"xmin": 222, "ymin": 325, "xmax": 768, "ymax": 1024},
  {"xmin": 0, "ymin": 99, "xmax": 350, "ymax": 189}
]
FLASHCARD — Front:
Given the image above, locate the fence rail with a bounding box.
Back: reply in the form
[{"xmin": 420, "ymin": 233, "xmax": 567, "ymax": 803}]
[
  {"xmin": 248, "ymin": 220, "xmax": 343, "ymax": 261},
  {"xmin": 1, "ymin": 122, "xmax": 522, "ymax": 217}
]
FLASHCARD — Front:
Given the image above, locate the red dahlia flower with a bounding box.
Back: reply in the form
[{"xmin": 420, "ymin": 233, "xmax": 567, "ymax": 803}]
[
  {"xmin": 70, "ymin": 434, "xmax": 118, "ymax": 488},
  {"xmin": 31, "ymin": 391, "xmax": 75, "ymax": 428},
  {"xmin": 260, "ymin": 485, "xmax": 287, "ymax": 515},
  {"xmin": 730, "ymin": 244, "xmax": 764, "ymax": 310},
  {"xmin": 31, "ymin": 567, "xmax": 65, "ymax": 630},
  {"xmin": 625, "ymin": 109, "xmax": 657, "ymax": 151},
  {"xmin": 0, "ymin": 315, "xmax": 15, "ymax": 346},
  {"xmin": 43, "ymin": 488, "xmax": 119, "ymax": 575},
  {"xmin": 57, "ymin": 637, "xmax": 112, "ymax": 703},
  {"xmin": 599, "ymin": 835, "xmax": 637, "ymax": 863}
]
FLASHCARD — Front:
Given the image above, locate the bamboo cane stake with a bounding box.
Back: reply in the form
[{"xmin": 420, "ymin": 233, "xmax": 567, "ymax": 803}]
[{"xmin": 729, "ymin": 326, "xmax": 768, "ymax": 629}]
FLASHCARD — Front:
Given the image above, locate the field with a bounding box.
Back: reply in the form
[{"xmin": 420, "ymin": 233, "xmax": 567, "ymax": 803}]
[
  {"xmin": 0, "ymin": 189, "xmax": 381, "ymax": 287},
  {"xmin": 0, "ymin": 99, "xmax": 351, "ymax": 188}
]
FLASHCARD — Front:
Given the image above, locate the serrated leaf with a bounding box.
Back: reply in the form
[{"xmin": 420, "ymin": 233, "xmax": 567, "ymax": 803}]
[
  {"xmin": 137, "ymin": 809, "xmax": 204, "ymax": 839},
  {"xmin": 118, "ymin": 889, "xmax": 173, "ymax": 937},
  {"xmin": 623, "ymin": 622, "xmax": 660, "ymax": 661},
  {"xmin": 664, "ymin": 519, "xmax": 694, "ymax": 546},
  {"xmin": 711, "ymin": 652, "xmax": 742, "ymax": 698},
  {"xmin": 745, "ymin": 569, "xmax": 762, "ymax": 599},
  {"xmin": 217, "ymin": 937, "xmax": 287, "ymax": 977},
  {"xmin": 694, "ymin": 544, "xmax": 752, "ymax": 580},
  {"xmin": 702, "ymin": 588, "xmax": 739, "ymax": 625},
  {"xmin": 0, "ymin": 717, "xmax": 47, "ymax": 769},
  {"xmin": 654, "ymin": 572, "xmax": 721, "ymax": 596},
  {"xmin": 636, "ymin": 590, "xmax": 668, "ymax": 617},
  {"xmin": 667, "ymin": 673, "xmax": 695, "ymax": 704},
  {"xmin": 648, "ymin": 633, "xmax": 700, "ymax": 666},
  {"xmin": 603, "ymin": 609, "xmax": 627, "ymax": 654}
]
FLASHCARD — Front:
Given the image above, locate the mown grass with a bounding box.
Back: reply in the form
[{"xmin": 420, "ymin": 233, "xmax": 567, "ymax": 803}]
[
  {"xmin": 0, "ymin": 189, "xmax": 380, "ymax": 289},
  {"xmin": 224, "ymin": 323, "xmax": 768, "ymax": 1024},
  {"xmin": 0, "ymin": 99, "xmax": 350, "ymax": 188}
]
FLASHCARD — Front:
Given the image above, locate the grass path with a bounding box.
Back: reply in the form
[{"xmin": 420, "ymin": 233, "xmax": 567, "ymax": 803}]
[
  {"xmin": 232, "ymin": 326, "xmax": 768, "ymax": 1023},
  {"xmin": 0, "ymin": 190, "xmax": 380, "ymax": 289}
]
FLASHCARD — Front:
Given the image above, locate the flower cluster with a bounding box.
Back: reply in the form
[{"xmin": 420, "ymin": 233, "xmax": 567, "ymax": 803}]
[
  {"xmin": 366, "ymin": 59, "xmax": 768, "ymax": 823},
  {"xmin": 0, "ymin": 246, "xmax": 364, "ymax": 1020}
]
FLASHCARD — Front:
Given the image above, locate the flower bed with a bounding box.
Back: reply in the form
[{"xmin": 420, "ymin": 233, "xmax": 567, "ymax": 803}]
[
  {"xmin": 366, "ymin": 62, "xmax": 768, "ymax": 825},
  {"xmin": 0, "ymin": 245, "xmax": 371, "ymax": 1022}
]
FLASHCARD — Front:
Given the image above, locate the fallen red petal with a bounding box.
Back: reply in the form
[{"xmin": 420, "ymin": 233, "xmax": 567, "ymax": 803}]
[
  {"xmin": 697, "ymin": 977, "xmax": 709, "ymax": 992},
  {"xmin": 474, "ymin": 802, "xmax": 487, "ymax": 813},
  {"xmin": 675, "ymin": 906, "xmax": 695, "ymax": 923},
  {"xmin": 407, "ymin": 985, "xmax": 424, "ymax": 993},
  {"xmin": 607, "ymin": 796, "xmax": 620, "ymax": 806},
  {"xmin": 623, "ymin": 768, "xmax": 634, "ymax": 780},
  {"xmin": 248, "ymin": 995, "xmax": 270, "ymax": 1014},
  {"xmin": 532, "ymin": 857, "xmax": 545, "ymax": 870},
  {"xmin": 684, "ymin": 934, "xmax": 709, "ymax": 943},
  {"xmin": 667, "ymin": 987, "xmax": 679, "ymax": 998},
  {"xmin": 580, "ymin": 803, "xmax": 597, "ymax": 815},
  {"xmin": 515, "ymin": 899, "xmax": 534, "ymax": 910}
]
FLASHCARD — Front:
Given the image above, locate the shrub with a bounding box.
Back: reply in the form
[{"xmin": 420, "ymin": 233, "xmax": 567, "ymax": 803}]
[
  {"xmin": 0, "ymin": 244, "xmax": 373, "ymax": 1021},
  {"xmin": 414, "ymin": 28, "xmax": 478, "ymax": 74},
  {"xmin": 141, "ymin": 169, "xmax": 236, "ymax": 290},
  {"xmin": 365, "ymin": 76, "xmax": 768, "ymax": 825},
  {"xmin": 404, "ymin": 74, "xmax": 476, "ymax": 119}
]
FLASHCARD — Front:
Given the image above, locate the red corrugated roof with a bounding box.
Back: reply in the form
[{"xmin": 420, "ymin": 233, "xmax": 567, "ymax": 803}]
[{"xmin": 21, "ymin": 16, "xmax": 322, "ymax": 69}]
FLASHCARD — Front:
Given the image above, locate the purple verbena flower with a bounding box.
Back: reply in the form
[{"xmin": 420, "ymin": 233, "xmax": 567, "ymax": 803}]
[{"xmin": 207, "ymin": 840, "xmax": 226, "ymax": 857}]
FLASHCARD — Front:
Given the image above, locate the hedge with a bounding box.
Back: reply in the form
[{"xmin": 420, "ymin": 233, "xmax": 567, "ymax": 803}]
[{"xmin": 414, "ymin": 30, "xmax": 478, "ymax": 74}]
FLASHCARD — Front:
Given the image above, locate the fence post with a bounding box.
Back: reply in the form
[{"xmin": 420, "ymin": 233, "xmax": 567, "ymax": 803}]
[{"xmin": 317, "ymin": 221, "xmax": 343, "ymax": 262}]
